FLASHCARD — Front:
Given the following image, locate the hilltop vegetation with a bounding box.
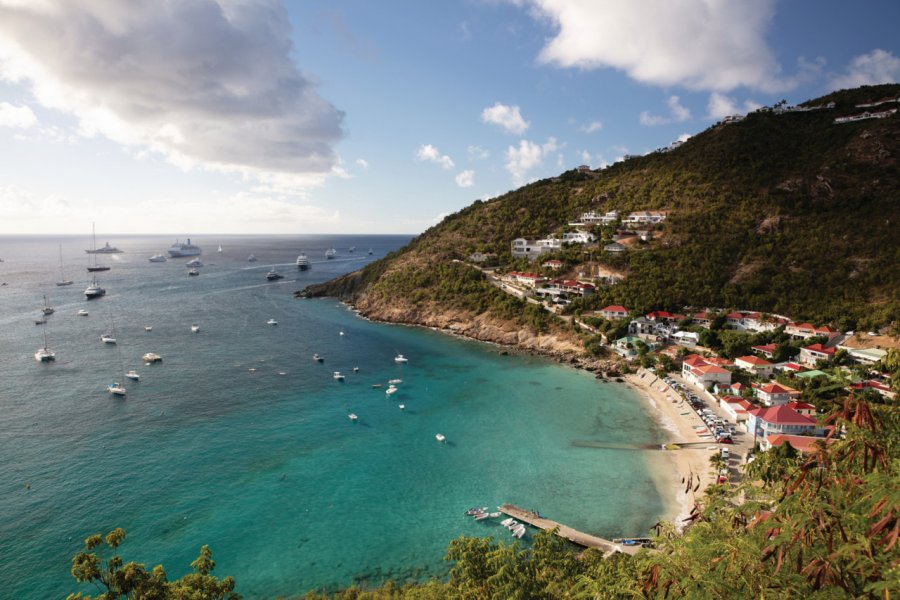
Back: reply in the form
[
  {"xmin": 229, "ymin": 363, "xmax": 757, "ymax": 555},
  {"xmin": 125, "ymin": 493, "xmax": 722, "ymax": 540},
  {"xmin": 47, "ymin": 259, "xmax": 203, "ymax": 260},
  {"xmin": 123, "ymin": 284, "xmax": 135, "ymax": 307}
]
[{"xmin": 305, "ymin": 85, "xmax": 900, "ymax": 334}]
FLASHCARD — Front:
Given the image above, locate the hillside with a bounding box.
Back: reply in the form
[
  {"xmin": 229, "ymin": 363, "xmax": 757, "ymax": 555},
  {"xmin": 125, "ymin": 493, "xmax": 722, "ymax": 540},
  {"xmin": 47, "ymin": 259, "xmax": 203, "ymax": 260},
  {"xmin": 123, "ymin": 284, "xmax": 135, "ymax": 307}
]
[{"xmin": 301, "ymin": 85, "xmax": 900, "ymax": 341}]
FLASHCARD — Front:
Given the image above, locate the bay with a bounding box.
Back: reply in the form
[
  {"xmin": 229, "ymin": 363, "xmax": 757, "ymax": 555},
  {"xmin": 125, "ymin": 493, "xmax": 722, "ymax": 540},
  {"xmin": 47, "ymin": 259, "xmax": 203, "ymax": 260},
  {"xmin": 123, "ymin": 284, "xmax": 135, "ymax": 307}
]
[{"xmin": 0, "ymin": 234, "xmax": 667, "ymax": 597}]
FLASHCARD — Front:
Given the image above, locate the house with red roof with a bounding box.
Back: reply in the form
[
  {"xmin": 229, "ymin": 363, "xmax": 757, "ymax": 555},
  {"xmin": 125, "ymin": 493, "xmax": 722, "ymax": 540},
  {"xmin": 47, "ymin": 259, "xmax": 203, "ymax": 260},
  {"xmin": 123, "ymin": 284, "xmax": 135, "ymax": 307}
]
[
  {"xmin": 714, "ymin": 381, "xmax": 747, "ymax": 396},
  {"xmin": 541, "ymin": 259, "xmax": 565, "ymax": 270},
  {"xmin": 799, "ymin": 343, "xmax": 835, "ymax": 366},
  {"xmin": 763, "ymin": 434, "xmax": 833, "ymax": 453},
  {"xmin": 598, "ymin": 305, "xmax": 630, "ymax": 320},
  {"xmin": 786, "ymin": 322, "xmax": 840, "ymax": 341},
  {"xmin": 719, "ymin": 395, "xmax": 752, "ymax": 422},
  {"xmin": 752, "ymin": 382, "xmax": 799, "ymax": 406},
  {"xmin": 682, "ymin": 354, "xmax": 732, "ymax": 390},
  {"xmin": 787, "ymin": 400, "xmax": 817, "ymax": 417},
  {"xmin": 547, "ymin": 279, "xmax": 595, "ymax": 297},
  {"xmin": 646, "ymin": 310, "xmax": 678, "ymax": 322},
  {"xmin": 850, "ymin": 379, "xmax": 896, "ymax": 400},
  {"xmin": 734, "ymin": 355, "xmax": 775, "ymax": 379},
  {"xmin": 693, "ymin": 312, "xmax": 713, "ymax": 328},
  {"xmin": 751, "ymin": 343, "xmax": 777, "ymax": 359},
  {"xmin": 747, "ymin": 405, "xmax": 818, "ymax": 442}
]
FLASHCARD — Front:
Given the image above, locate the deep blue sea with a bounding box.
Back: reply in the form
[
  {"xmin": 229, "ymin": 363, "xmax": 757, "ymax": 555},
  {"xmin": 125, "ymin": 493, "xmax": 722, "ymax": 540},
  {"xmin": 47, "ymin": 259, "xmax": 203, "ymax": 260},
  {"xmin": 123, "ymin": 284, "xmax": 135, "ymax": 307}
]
[{"xmin": 0, "ymin": 234, "xmax": 669, "ymax": 597}]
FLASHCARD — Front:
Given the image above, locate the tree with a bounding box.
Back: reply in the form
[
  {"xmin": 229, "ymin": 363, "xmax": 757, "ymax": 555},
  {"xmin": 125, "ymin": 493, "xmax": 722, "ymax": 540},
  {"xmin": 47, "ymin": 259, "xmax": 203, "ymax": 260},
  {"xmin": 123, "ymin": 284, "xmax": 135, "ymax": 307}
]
[{"xmin": 67, "ymin": 529, "xmax": 238, "ymax": 600}]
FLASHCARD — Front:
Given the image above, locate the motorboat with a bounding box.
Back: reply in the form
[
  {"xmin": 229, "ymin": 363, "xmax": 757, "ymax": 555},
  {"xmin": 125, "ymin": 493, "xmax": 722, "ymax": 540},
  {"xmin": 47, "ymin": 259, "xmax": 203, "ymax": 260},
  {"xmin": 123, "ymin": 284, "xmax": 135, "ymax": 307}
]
[
  {"xmin": 511, "ymin": 525, "xmax": 526, "ymax": 539},
  {"xmin": 167, "ymin": 238, "xmax": 202, "ymax": 257},
  {"xmin": 348, "ymin": 413, "xmax": 358, "ymax": 421},
  {"xmin": 466, "ymin": 507, "xmax": 488, "ymax": 516},
  {"xmin": 348, "ymin": 246, "xmax": 356, "ymax": 253},
  {"xmin": 505, "ymin": 520, "xmax": 519, "ymax": 530},
  {"xmin": 247, "ymin": 254, "xmax": 257, "ymax": 262},
  {"xmin": 86, "ymin": 242, "xmax": 123, "ymax": 254},
  {"xmin": 266, "ymin": 268, "xmax": 283, "ymax": 281},
  {"xmin": 388, "ymin": 378, "xmax": 402, "ymax": 384},
  {"xmin": 85, "ymin": 277, "xmax": 106, "ymax": 299},
  {"xmin": 266, "ymin": 318, "xmax": 278, "ymax": 326},
  {"xmin": 385, "ymin": 385, "xmax": 397, "ymax": 396},
  {"xmin": 34, "ymin": 347, "xmax": 56, "ymax": 362},
  {"xmin": 435, "ymin": 433, "xmax": 446, "ymax": 443},
  {"xmin": 325, "ymin": 247, "xmax": 337, "ymax": 259},
  {"xmin": 475, "ymin": 512, "xmax": 491, "ymax": 521},
  {"xmin": 352, "ymin": 367, "xmax": 359, "ymax": 372},
  {"xmin": 191, "ymin": 324, "xmax": 200, "ymax": 333},
  {"xmin": 313, "ymin": 353, "xmax": 324, "ymax": 362},
  {"xmin": 339, "ymin": 330, "xmax": 344, "ymax": 336},
  {"xmin": 186, "ymin": 258, "xmax": 203, "ymax": 267},
  {"xmin": 125, "ymin": 370, "xmax": 140, "ymax": 381},
  {"xmin": 188, "ymin": 268, "xmax": 199, "ymax": 276},
  {"xmin": 333, "ymin": 371, "xmax": 345, "ymax": 381},
  {"xmin": 34, "ymin": 318, "xmax": 47, "ymax": 325},
  {"xmin": 77, "ymin": 309, "xmax": 89, "ymax": 317},
  {"xmin": 500, "ymin": 517, "xmax": 514, "ymax": 527},
  {"xmin": 398, "ymin": 404, "xmax": 405, "ymax": 410},
  {"xmin": 296, "ymin": 253, "xmax": 309, "ymax": 270},
  {"xmin": 144, "ymin": 326, "xmax": 152, "ymax": 331},
  {"xmin": 107, "ymin": 382, "xmax": 126, "ymax": 397},
  {"xmin": 148, "ymin": 254, "xmax": 167, "ymax": 262},
  {"xmin": 100, "ymin": 333, "xmax": 116, "ymax": 344},
  {"xmin": 142, "ymin": 353, "xmax": 162, "ymax": 363},
  {"xmin": 87, "ymin": 265, "xmax": 110, "ymax": 272},
  {"xmin": 368, "ymin": 248, "xmax": 374, "ymax": 255},
  {"xmin": 394, "ymin": 354, "xmax": 408, "ymax": 363}
]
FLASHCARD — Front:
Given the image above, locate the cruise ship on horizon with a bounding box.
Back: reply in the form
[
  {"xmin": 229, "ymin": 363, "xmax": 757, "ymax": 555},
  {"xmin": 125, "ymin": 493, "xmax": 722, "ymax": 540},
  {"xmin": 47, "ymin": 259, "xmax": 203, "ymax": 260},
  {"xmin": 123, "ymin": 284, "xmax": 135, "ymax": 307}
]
[{"xmin": 167, "ymin": 238, "xmax": 202, "ymax": 258}]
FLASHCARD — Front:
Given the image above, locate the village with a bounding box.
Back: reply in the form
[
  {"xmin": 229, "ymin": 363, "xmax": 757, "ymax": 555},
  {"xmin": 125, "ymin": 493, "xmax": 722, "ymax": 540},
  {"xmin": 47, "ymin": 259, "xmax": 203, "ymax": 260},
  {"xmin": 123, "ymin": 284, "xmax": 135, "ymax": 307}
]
[{"xmin": 464, "ymin": 204, "xmax": 895, "ymax": 478}]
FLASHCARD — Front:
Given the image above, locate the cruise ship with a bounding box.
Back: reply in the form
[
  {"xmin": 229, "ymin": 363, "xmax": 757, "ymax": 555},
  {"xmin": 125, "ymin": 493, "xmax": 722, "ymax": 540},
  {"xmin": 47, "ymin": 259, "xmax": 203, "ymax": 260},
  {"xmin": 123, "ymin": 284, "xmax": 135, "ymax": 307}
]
[
  {"xmin": 325, "ymin": 247, "xmax": 337, "ymax": 259},
  {"xmin": 85, "ymin": 241, "xmax": 123, "ymax": 254},
  {"xmin": 167, "ymin": 238, "xmax": 202, "ymax": 258},
  {"xmin": 296, "ymin": 253, "xmax": 309, "ymax": 270}
]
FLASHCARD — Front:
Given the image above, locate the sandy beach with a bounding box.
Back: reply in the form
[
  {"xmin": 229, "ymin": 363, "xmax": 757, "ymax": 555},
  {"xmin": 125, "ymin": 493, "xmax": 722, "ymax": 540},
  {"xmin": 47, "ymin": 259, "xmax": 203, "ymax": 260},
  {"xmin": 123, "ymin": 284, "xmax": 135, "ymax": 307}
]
[{"xmin": 624, "ymin": 369, "xmax": 718, "ymax": 527}]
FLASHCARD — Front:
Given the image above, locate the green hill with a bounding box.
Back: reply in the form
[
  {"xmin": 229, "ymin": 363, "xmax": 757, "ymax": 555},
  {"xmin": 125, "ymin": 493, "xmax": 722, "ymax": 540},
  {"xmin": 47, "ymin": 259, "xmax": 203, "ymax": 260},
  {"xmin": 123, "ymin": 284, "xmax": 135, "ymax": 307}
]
[{"xmin": 302, "ymin": 84, "xmax": 900, "ymax": 338}]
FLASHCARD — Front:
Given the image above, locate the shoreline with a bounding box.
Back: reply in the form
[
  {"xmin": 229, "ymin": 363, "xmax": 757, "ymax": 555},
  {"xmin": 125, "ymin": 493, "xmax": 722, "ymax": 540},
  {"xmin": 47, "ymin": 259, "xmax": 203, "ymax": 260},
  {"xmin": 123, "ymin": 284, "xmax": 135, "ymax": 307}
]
[{"xmin": 328, "ymin": 298, "xmax": 714, "ymax": 530}]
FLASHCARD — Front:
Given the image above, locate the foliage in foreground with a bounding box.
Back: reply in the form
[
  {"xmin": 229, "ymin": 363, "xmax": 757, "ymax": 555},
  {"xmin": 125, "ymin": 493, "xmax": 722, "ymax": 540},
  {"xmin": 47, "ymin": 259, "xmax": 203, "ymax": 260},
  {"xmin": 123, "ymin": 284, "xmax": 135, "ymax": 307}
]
[{"xmin": 70, "ymin": 398, "xmax": 898, "ymax": 599}]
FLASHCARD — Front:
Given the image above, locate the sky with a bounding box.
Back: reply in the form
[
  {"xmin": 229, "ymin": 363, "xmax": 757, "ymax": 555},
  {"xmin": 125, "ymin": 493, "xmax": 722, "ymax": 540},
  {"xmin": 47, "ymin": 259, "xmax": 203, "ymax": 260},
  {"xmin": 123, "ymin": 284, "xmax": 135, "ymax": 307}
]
[{"xmin": 0, "ymin": 0, "xmax": 898, "ymax": 235}]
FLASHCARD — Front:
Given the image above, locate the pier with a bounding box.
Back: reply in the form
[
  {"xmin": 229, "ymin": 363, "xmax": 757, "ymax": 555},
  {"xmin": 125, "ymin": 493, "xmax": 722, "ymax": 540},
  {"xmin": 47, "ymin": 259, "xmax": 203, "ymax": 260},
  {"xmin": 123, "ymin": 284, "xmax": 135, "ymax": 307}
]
[{"xmin": 498, "ymin": 504, "xmax": 640, "ymax": 556}]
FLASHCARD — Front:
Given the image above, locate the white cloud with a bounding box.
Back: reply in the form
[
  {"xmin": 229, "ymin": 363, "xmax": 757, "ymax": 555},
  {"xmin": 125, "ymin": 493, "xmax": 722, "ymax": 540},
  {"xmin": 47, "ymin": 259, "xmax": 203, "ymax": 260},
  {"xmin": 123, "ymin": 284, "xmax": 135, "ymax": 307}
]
[
  {"xmin": 481, "ymin": 102, "xmax": 530, "ymax": 134},
  {"xmin": 639, "ymin": 95, "xmax": 690, "ymax": 126},
  {"xmin": 355, "ymin": 158, "xmax": 369, "ymax": 169},
  {"xmin": 676, "ymin": 133, "xmax": 691, "ymax": 143},
  {"xmin": 579, "ymin": 150, "xmax": 591, "ymax": 163},
  {"xmin": 505, "ymin": 137, "xmax": 558, "ymax": 183},
  {"xmin": 580, "ymin": 120, "xmax": 602, "ymax": 133},
  {"xmin": 455, "ymin": 169, "xmax": 475, "ymax": 188},
  {"xmin": 467, "ymin": 145, "xmax": 490, "ymax": 160},
  {"xmin": 0, "ymin": 101, "xmax": 37, "ymax": 128},
  {"xmin": 831, "ymin": 49, "xmax": 900, "ymax": 89},
  {"xmin": 0, "ymin": 1, "xmax": 344, "ymax": 190},
  {"xmin": 706, "ymin": 92, "xmax": 761, "ymax": 119},
  {"xmin": 524, "ymin": 0, "xmax": 785, "ymax": 92},
  {"xmin": 416, "ymin": 144, "xmax": 455, "ymax": 169}
]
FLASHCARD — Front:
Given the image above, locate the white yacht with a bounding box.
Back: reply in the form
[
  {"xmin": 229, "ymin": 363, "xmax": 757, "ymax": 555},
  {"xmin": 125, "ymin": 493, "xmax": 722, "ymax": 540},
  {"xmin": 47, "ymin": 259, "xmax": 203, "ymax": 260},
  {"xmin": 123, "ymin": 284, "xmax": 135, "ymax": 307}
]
[
  {"xmin": 368, "ymin": 248, "xmax": 374, "ymax": 255},
  {"xmin": 188, "ymin": 268, "xmax": 199, "ymax": 276},
  {"xmin": 77, "ymin": 309, "xmax": 89, "ymax": 317},
  {"xmin": 100, "ymin": 333, "xmax": 116, "ymax": 344},
  {"xmin": 348, "ymin": 413, "xmax": 358, "ymax": 421},
  {"xmin": 34, "ymin": 347, "xmax": 56, "ymax": 362},
  {"xmin": 325, "ymin": 247, "xmax": 337, "ymax": 259},
  {"xmin": 191, "ymin": 324, "xmax": 200, "ymax": 333},
  {"xmin": 217, "ymin": 245, "xmax": 223, "ymax": 253},
  {"xmin": 186, "ymin": 258, "xmax": 203, "ymax": 267},
  {"xmin": 86, "ymin": 241, "xmax": 123, "ymax": 254},
  {"xmin": 385, "ymin": 385, "xmax": 398, "ymax": 396},
  {"xmin": 266, "ymin": 268, "xmax": 283, "ymax": 281},
  {"xmin": 348, "ymin": 246, "xmax": 356, "ymax": 253},
  {"xmin": 142, "ymin": 353, "xmax": 162, "ymax": 363},
  {"xmin": 125, "ymin": 370, "xmax": 140, "ymax": 381},
  {"xmin": 144, "ymin": 326, "xmax": 152, "ymax": 331},
  {"xmin": 388, "ymin": 379, "xmax": 402, "ymax": 384},
  {"xmin": 398, "ymin": 404, "xmax": 405, "ymax": 410},
  {"xmin": 512, "ymin": 524, "xmax": 526, "ymax": 539},
  {"xmin": 435, "ymin": 433, "xmax": 446, "ymax": 443},
  {"xmin": 266, "ymin": 318, "xmax": 278, "ymax": 326},
  {"xmin": 296, "ymin": 253, "xmax": 309, "ymax": 270},
  {"xmin": 107, "ymin": 382, "xmax": 126, "ymax": 397},
  {"xmin": 148, "ymin": 254, "xmax": 167, "ymax": 263},
  {"xmin": 313, "ymin": 353, "xmax": 323, "ymax": 362},
  {"xmin": 84, "ymin": 278, "xmax": 106, "ymax": 299},
  {"xmin": 247, "ymin": 254, "xmax": 258, "ymax": 262},
  {"xmin": 333, "ymin": 371, "xmax": 345, "ymax": 381},
  {"xmin": 394, "ymin": 354, "xmax": 408, "ymax": 363},
  {"xmin": 167, "ymin": 238, "xmax": 202, "ymax": 258}
]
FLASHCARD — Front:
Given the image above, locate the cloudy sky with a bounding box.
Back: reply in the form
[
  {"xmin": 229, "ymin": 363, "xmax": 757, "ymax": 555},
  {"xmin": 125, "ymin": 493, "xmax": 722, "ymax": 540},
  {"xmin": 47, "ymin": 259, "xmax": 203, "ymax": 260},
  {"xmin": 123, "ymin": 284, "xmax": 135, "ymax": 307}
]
[{"xmin": 0, "ymin": 0, "xmax": 898, "ymax": 234}]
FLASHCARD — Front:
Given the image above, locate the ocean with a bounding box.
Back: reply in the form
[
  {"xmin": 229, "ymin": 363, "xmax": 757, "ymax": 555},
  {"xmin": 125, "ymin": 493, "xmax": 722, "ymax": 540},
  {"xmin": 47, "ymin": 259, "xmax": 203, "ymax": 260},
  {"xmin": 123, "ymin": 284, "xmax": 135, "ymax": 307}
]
[{"xmin": 0, "ymin": 234, "xmax": 669, "ymax": 597}]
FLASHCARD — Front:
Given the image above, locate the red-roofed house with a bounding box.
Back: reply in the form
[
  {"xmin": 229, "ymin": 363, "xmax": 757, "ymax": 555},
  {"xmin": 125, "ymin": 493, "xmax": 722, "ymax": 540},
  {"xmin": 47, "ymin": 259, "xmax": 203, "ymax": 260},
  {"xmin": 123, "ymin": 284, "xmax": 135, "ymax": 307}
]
[
  {"xmin": 681, "ymin": 354, "xmax": 731, "ymax": 389},
  {"xmin": 693, "ymin": 312, "xmax": 713, "ymax": 328},
  {"xmin": 599, "ymin": 305, "xmax": 630, "ymax": 320},
  {"xmin": 799, "ymin": 343, "xmax": 835, "ymax": 366},
  {"xmin": 747, "ymin": 405, "xmax": 818, "ymax": 441},
  {"xmin": 719, "ymin": 395, "xmax": 751, "ymax": 422},
  {"xmin": 788, "ymin": 401, "xmax": 817, "ymax": 417},
  {"xmin": 752, "ymin": 343, "xmax": 777, "ymax": 359},
  {"xmin": 548, "ymin": 279, "xmax": 595, "ymax": 297},
  {"xmin": 753, "ymin": 382, "xmax": 799, "ymax": 406},
  {"xmin": 646, "ymin": 310, "xmax": 678, "ymax": 322},
  {"xmin": 735, "ymin": 355, "xmax": 775, "ymax": 379},
  {"xmin": 764, "ymin": 434, "xmax": 833, "ymax": 453},
  {"xmin": 542, "ymin": 259, "xmax": 564, "ymax": 270},
  {"xmin": 786, "ymin": 322, "xmax": 840, "ymax": 341},
  {"xmin": 715, "ymin": 381, "xmax": 747, "ymax": 396},
  {"xmin": 850, "ymin": 380, "xmax": 896, "ymax": 400}
]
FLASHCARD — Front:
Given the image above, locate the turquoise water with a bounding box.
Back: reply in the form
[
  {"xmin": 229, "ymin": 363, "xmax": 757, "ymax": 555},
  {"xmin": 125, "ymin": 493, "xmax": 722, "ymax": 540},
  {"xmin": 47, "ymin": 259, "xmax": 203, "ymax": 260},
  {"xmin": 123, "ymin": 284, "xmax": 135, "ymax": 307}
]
[{"xmin": 0, "ymin": 235, "xmax": 667, "ymax": 597}]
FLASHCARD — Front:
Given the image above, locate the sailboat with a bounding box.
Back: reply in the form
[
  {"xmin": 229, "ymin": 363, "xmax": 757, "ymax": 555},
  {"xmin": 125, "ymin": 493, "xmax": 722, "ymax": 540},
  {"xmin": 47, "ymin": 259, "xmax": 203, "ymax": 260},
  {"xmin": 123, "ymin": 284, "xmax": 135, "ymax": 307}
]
[
  {"xmin": 106, "ymin": 321, "xmax": 127, "ymax": 397},
  {"xmin": 217, "ymin": 245, "xmax": 223, "ymax": 253},
  {"xmin": 41, "ymin": 294, "xmax": 55, "ymax": 315},
  {"xmin": 34, "ymin": 322, "xmax": 55, "ymax": 362},
  {"xmin": 87, "ymin": 223, "xmax": 111, "ymax": 272},
  {"xmin": 56, "ymin": 245, "xmax": 73, "ymax": 286}
]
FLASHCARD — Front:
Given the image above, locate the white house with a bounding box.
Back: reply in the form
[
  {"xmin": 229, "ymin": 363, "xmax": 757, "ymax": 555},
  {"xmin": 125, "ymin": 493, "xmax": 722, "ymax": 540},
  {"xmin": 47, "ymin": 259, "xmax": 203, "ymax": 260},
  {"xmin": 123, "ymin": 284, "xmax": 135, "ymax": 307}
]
[
  {"xmin": 734, "ymin": 355, "xmax": 775, "ymax": 379},
  {"xmin": 598, "ymin": 305, "xmax": 629, "ymax": 320},
  {"xmin": 504, "ymin": 272, "xmax": 546, "ymax": 288},
  {"xmin": 719, "ymin": 396, "xmax": 752, "ymax": 423},
  {"xmin": 672, "ymin": 331, "xmax": 700, "ymax": 346},
  {"xmin": 799, "ymin": 343, "xmax": 835, "ymax": 366},
  {"xmin": 747, "ymin": 405, "xmax": 818, "ymax": 443},
  {"xmin": 562, "ymin": 231, "xmax": 596, "ymax": 244},
  {"xmin": 621, "ymin": 210, "xmax": 668, "ymax": 226},
  {"xmin": 580, "ymin": 210, "xmax": 619, "ymax": 225},
  {"xmin": 753, "ymin": 382, "xmax": 798, "ymax": 407},
  {"xmin": 682, "ymin": 354, "xmax": 731, "ymax": 390},
  {"xmin": 511, "ymin": 236, "xmax": 562, "ymax": 260},
  {"xmin": 604, "ymin": 242, "xmax": 626, "ymax": 254}
]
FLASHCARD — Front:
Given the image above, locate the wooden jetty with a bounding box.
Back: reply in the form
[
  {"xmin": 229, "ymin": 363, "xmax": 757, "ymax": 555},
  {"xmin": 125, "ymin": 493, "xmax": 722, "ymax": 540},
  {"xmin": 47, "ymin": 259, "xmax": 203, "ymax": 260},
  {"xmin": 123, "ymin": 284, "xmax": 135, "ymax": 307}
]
[{"xmin": 498, "ymin": 504, "xmax": 640, "ymax": 556}]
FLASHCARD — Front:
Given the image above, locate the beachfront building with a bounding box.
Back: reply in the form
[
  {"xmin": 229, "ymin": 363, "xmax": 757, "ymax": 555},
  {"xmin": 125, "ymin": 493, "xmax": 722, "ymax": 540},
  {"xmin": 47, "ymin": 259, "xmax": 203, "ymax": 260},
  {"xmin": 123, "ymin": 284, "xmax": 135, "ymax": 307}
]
[
  {"xmin": 682, "ymin": 354, "xmax": 732, "ymax": 390},
  {"xmin": 747, "ymin": 405, "xmax": 818, "ymax": 444},
  {"xmin": 734, "ymin": 355, "xmax": 775, "ymax": 379},
  {"xmin": 598, "ymin": 305, "xmax": 629, "ymax": 320},
  {"xmin": 762, "ymin": 434, "xmax": 832, "ymax": 453},
  {"xmin": 613, "ymin": 336, "xmax": 656, "ymax": 359},
  {"xmin": 753, "ymin": 382, "xmax": 798, "ymax": 406},
  {"xmin": 719, "ymin": 395, "xmax": 751, "ymax": 423},
  {"xmin": 799, "ymin": 343, "xmax": 835, "ymax": 366}
]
